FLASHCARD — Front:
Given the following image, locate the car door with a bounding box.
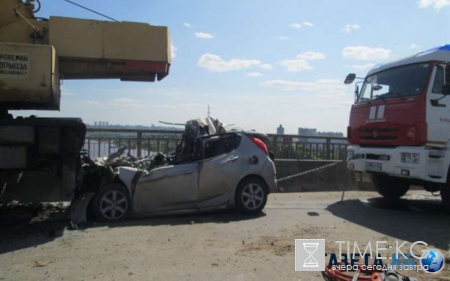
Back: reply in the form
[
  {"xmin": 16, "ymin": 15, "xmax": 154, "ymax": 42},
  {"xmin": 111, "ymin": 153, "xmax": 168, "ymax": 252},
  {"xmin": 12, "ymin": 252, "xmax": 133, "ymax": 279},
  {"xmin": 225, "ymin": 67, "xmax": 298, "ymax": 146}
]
[
  {"xmin": 197, "ymin": 134, "xmax": 242, "ymax": 208},
  {"xmin": 133, "ymin": 162, "xmax": 198, "ymax": 214}
]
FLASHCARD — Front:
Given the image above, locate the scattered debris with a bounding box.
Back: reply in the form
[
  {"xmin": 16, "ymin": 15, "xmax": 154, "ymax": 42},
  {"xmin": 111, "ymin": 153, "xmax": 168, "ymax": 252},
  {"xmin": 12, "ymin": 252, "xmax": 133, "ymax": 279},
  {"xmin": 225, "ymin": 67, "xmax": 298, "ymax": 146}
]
[
  {"xmin": 33, "ymin": 260, "xmax": 52, "ymax": 268},
  {"xmin": 69, "ymin": 221, "xmax": 79, "ymax": 230}
]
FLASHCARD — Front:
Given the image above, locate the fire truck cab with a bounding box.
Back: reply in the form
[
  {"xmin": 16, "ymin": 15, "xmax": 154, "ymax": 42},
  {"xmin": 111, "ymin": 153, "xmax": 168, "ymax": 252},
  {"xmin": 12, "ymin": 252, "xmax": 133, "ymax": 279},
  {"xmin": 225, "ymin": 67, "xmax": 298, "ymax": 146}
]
[{"xmin": 345, "ymin": 45, "xmax": 450, "ymax": 205}]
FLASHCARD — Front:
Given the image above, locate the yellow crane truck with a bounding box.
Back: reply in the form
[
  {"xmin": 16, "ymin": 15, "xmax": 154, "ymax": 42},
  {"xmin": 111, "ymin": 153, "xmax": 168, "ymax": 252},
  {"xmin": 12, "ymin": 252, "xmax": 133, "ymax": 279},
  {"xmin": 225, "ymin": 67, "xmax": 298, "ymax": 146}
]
[{"xmin": 0, "ymin": 0, "xmax": 171, "ymax": 208}]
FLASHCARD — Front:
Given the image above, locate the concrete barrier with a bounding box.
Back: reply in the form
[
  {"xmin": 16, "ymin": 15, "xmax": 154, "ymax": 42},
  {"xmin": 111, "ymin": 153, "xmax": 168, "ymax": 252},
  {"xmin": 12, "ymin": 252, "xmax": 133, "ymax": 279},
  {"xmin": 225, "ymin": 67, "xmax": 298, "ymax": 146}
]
[{"xmin": 274, "ymin": 160, "xmax": 374, "ymax": 192}]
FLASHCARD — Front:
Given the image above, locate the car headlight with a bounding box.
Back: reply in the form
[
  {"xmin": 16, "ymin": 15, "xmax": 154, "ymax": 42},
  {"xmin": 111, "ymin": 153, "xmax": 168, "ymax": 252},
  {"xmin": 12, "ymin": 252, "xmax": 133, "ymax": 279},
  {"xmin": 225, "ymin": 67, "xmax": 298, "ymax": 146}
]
[{"xmin": 401, "ymin": 153, "xmax": 420, "ymax": 164}]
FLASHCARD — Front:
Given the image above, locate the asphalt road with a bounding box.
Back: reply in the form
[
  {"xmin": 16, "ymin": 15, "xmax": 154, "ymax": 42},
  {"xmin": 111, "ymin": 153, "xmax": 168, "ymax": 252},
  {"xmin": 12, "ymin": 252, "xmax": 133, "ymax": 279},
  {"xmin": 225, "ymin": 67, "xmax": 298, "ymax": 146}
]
[{"xmin": 1, "ymin": 191, "xmax": 449, "ymax": 281}]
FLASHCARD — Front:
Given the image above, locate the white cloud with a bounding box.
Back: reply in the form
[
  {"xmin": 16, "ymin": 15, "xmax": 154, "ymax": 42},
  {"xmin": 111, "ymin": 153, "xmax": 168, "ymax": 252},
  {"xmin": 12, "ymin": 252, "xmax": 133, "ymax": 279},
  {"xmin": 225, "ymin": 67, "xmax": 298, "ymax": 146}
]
[
  {"xmin": 82, "ymin": 100, "xmax": 99, "ymax": 106},
  {"xmin": 351, "ymin": 63, "xmax": 375, "ymax": 70},
  {"xmin": 197, "ymin": 54, "xmax": 261, "ymax": 72},
  {"xmin": 278, "ymin": 36, "xmax": 288, "ymax": 40},
  {"xmin": 290, "ymin": 23, "xmax": 302, "ymax": 29},
  {"xmin": 195, "ymin": 32, "xmax": 214, "ymax": 39},
  {"xmin": 261, "ymin": 79, "xmax": 353, "ymax": 111},
  {"xmin": 280, "ymin": 58, "xmax": 313, "ymax": 72},
  {"xmin": 342, "ymin": 46, "xmax": 391, "ymax": 61},
  {"xmin": 418, "ymin": 0, "xmax": 450, "ymax": 9},
  {"xmin": 408, "ymin": 43, "xmax": 421, "ymax": 49},
  {"xmin": 296, "ymin": 51, "xmax": 326, "ymax": 60},
  {"xmin": 246, "ymin": 72, "xmax": 263, "ymax": 77},
  {"xmin": 290, "ymin": 21, "xmax": 314, "ymax": 29},
  {"xmin": 109, "ymin": 98, "xmax": 142, "ymax": 108},
  {"xmin": 342, "ymin": 23, "xmax": 360, "ymax": 33},
  {"xmin": 171, "ymin": 44, "xmax": 177, "ymax": 59},
  {"xmin": 279, "ymin": 52, "xmax": 324, "ymax": 72},
  {"xmin": 262, "ymin": 78, "xmax": 345, "ymax": 92},
  {"xmin": 260, "ymin": 63, "xmax": 274, "ymax": 70},
  {"xmin": 113, "ymin": 98, "xmax": 139, "ymax": 103},
  {"xmin": 184, "ymin": 22, "xmax": 192, "ymax": 28}
]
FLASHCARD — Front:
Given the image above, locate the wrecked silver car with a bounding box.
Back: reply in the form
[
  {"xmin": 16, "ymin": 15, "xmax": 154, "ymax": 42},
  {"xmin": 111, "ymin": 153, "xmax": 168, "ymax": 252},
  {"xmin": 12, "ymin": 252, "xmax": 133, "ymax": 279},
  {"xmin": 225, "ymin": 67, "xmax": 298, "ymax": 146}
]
[{"xmin": 80, "ymin": 117, "xmax": 277, "ymax": 222}]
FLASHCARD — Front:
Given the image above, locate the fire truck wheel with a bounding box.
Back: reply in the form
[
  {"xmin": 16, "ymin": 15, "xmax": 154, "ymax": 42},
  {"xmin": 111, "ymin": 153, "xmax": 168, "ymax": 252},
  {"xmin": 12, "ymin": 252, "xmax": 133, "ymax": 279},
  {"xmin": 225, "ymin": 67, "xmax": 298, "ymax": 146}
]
[
  {"xmin": 440, "ymin": 176, "xmax": 450, "ymax": 206},
  {"xmin": 371, "ymin": 174, "xmax": 410, "ymax": 200}
]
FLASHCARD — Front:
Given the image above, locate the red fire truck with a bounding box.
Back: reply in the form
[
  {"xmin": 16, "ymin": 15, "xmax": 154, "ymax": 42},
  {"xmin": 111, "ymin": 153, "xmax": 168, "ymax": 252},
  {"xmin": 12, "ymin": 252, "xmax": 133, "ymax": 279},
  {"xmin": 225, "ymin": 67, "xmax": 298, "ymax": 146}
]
[{"xmin": 345, "ymin": 45, "xmax": 450, "ymax": 205}]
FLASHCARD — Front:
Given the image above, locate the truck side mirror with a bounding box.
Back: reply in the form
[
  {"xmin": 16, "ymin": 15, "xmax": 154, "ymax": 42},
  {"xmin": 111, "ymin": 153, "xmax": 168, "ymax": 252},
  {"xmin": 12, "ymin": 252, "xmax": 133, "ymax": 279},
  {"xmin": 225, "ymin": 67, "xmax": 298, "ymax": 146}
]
[{"xmin": 344, "ymin": 73, "xmax": 356, "ymax": 84}]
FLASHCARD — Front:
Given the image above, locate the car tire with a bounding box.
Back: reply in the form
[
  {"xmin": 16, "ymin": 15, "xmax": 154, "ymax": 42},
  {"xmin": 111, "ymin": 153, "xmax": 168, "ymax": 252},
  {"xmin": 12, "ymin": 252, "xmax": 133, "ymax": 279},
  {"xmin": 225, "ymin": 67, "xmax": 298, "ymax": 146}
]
[
  {"xmin": 372, "ymin": 174, "xmax": 410, "ymax": 200},
  {"xmin": 92, "ymin": 183, "xmax": 132, "ymax": 222},
  {"xmin": 235, "ymin": 177, "xmax": 268, "ymax": 215}
]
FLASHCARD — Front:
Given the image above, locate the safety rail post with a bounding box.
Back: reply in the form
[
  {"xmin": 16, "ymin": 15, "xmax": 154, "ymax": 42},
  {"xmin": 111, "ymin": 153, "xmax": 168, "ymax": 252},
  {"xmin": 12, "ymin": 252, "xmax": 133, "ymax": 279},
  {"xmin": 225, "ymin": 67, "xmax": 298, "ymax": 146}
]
[
  {"xmin": 97, "ymin": 138, "xmax": 101, "ymax": 157},
  {"xmin": 137, "ymin": 132, "xmax": 142, "ymax": 158},
  {"xmin": 326, "ymin": 138, "xmax": 331, "ymax": 160},
  {"xmin": 87, "ymin": 138, "xmax": 91, "ymax": 157},
  {"xmin": 272, "ymin": 136, "xmax": 278, "ymax": 159},
  {"xmin": 108, "ymin": 139, "xmax": 111, "ymax": 155}
]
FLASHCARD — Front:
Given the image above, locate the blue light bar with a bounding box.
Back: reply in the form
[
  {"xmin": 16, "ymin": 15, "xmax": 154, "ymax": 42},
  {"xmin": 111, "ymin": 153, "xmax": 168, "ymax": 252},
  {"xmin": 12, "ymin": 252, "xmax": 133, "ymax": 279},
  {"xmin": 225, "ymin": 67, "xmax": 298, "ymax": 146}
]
[{"xmin": 423, "ymin": 44, "xmax": 450, "ymax": 53}]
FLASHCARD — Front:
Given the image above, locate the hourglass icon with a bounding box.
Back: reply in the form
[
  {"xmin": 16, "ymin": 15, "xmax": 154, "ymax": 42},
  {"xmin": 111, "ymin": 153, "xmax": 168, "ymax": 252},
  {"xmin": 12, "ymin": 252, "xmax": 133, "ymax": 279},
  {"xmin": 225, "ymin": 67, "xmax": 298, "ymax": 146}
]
[{"xmin": 303, "ymin": 242, "xmax": 319, "ymax": 267}]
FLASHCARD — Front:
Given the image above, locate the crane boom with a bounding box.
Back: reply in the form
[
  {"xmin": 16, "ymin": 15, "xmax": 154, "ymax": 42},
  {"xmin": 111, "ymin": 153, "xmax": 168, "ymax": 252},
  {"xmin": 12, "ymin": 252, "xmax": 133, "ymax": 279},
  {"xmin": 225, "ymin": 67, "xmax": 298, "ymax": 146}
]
[{"xmin": 0, "ymin": 0, "xmax": 171, "ymax": 110}]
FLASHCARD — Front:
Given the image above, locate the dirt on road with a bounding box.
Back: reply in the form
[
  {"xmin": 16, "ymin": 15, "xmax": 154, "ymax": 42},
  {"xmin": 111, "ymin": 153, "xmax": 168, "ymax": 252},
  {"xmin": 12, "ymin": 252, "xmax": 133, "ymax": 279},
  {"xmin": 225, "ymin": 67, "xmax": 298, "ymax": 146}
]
[{"xmin": 1, "ymin": 191, "xmax": 449, "ymax": 281}]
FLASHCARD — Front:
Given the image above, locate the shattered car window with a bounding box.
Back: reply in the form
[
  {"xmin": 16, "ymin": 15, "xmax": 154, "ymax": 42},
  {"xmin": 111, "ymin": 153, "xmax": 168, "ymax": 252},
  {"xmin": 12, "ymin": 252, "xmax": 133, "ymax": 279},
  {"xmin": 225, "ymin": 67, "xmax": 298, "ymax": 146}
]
[{"xmin": 204, "ymin": 134, "xmax": 241, "ymax": 159}]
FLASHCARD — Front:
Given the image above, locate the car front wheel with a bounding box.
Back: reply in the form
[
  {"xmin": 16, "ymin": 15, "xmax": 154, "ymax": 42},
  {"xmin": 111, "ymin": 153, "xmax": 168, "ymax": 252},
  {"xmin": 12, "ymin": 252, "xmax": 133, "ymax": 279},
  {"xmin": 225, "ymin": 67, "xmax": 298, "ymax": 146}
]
[
  {"xmin": 235, "ymin": 178, "xmax": 268, "ymax": 215},
  {"xmin": 93, "ymin": 183, "xmax": 132, "ymax": 222}
]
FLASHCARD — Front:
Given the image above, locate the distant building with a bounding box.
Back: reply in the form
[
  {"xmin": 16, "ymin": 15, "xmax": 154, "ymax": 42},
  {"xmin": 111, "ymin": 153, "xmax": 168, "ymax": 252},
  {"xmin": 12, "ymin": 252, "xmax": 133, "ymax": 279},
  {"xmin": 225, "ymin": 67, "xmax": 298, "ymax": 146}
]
[
  {"xmin": 277, "ymin": 124, "xmax": 285, "ymax": 135},
  {"xmin": 94, "ymin": 121, "xmax": 110, "ymax": 126},
  {"xmin": 297, "ymin": 127, "xmax": 343, "ymax": 138},
  {"xmin": 298, "ymin": 127, "xmax": 317, "ymax": 136}
]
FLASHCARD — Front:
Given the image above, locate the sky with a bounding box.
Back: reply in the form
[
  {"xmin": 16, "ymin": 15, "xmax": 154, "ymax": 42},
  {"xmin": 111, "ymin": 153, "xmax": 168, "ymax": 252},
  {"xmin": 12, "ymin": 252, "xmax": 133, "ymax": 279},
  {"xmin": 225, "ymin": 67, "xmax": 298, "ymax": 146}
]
[{"xmin": 15, "ymin": 0, "xmax": 450, "ymax": 134}]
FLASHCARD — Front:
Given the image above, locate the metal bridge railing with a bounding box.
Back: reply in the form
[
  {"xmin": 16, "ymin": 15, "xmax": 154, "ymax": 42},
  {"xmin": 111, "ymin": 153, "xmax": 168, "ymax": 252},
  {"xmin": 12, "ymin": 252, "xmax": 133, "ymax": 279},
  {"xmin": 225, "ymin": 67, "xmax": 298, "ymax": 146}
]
[{"xmin": 85, "ymin": 128, "xmax": 349, "ymax": 160}]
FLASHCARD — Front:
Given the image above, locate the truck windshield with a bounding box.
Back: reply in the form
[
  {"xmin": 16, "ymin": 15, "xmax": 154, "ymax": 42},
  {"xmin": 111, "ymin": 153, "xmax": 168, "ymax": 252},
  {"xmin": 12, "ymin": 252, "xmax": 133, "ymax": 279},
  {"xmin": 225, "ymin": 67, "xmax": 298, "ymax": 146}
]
[{"xmin": 358, "ymin": 63, "xmax": 431, "ymax": 103}]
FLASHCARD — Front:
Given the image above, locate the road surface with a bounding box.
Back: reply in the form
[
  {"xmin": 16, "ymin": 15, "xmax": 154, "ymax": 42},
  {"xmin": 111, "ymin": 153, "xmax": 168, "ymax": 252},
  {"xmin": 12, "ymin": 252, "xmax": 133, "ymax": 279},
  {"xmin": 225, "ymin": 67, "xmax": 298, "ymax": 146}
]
[{"xmin": 1, "ymin": 191, "xmax": 449, "ymax": 281}]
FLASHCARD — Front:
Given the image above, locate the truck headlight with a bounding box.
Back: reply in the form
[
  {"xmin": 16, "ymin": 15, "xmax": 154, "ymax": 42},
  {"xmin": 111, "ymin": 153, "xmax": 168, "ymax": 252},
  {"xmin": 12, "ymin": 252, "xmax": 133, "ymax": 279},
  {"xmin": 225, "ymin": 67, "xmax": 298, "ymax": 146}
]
[{"xmin": 401, "ymin": 153, "xmax": 420, "ymax": 164}]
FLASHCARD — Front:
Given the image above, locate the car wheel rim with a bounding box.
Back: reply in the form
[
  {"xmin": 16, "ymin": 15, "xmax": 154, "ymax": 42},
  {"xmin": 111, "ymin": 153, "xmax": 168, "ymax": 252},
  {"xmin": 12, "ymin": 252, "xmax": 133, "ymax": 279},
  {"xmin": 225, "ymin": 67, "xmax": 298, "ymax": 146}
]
[
  {"xmin": 241, "ymin": 183, "xmax": 264, "ymax": 210},
  {"xmin": 100, "ymin": 190, "xmax": 128, "ymax": 220}
]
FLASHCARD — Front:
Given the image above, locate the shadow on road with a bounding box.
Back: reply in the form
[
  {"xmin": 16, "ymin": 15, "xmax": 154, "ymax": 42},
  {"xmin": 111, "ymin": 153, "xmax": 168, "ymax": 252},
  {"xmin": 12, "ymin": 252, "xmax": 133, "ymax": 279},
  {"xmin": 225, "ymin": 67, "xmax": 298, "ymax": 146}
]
[
  {"xmin": 0, "ymin": 205, "xmax": 265, "ymax": 254},
  {"xmin": 327, "ymin": 195, "xmax": 450, "ymax": 250},
  {"xmin": 0, "ymin": 204, "xmax": 68, "ymax": 255},
  {"xmin": 105, "ymin": 210, "xmax": 266, "ymax": 228}
]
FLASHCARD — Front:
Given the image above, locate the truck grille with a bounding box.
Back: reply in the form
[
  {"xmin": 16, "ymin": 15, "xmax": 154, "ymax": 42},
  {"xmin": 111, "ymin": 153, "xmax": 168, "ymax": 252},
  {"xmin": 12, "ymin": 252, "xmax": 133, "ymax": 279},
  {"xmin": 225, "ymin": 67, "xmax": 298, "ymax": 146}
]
[
  {"xmin": 359, "ymin": 135, "xmax": 398, "ymax": 140},
  {"xmin": 358, "ymin": 128, "xmax": 400, "ymax": 133},
  {"xmin": 358, "ymin": 127, "xmax": 400, "ymax": 141}
]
